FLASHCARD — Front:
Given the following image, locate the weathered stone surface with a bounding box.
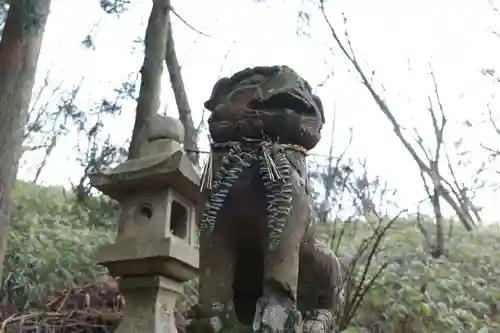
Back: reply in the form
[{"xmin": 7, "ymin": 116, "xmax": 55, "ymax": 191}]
[
  {"xmin": 204, "ymin": 65, "xmax": 325, "ymax": 150},
  {"xmin": 194, "ymin": 66, "xmax": 343, "ymax": 333},
  {"xmin": 90, "ymin": 150, "xmax": 200, "ymax": 204},
  {"xmin": 140, "ymin": 137, "xmax": 183, "ymax": 157},
  {"xmin": 90, "ymin": 112, "xmax": 200, "ymax": 333},
  {"xmin": 252, "ymin": 296, "xmax": 303, "ymax": 333},
  {"xmin": 96, "ymin": 236, "xmax": 199, "ymax": 280},
  {"xmin": 90, "ymin": 113, "xmax": 200, "ymax": 204},
  {"xmin": 114, "ymin": 276, "xmax": 182, "ymax": 333},
  {"xmin": 148, "ymin": 114, "xmax": 185, "ymax": 143}
]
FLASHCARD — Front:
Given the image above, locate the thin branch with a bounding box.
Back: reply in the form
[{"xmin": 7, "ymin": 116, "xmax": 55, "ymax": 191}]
[
  {"xmin": 488, "ymin": 102, "xmax": 500, "ymax": 137},
  {"xmin": 169, "ymin": 5, "xmax": 210, "ymax": 37},
  {"xmin": 428, "ymin": 68, "xmax": 446, "ymax": 163},
  {"xmin": 315, "ymin": 69, "xmax": 335, "ymax": 89},
  {"xmin": 412, "ymin": 128, "xmax": 432, "ymax": 163}
]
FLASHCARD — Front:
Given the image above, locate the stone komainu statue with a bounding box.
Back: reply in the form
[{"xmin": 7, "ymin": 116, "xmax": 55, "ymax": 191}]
[{"xmin": 194, "ymin": 66, "xmax": 344, "ymax": 333}]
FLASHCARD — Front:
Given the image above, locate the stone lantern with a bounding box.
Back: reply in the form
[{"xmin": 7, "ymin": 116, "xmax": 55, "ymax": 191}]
[{"xmin": 90, "ymin": 115, "xmax": 200, "ymax": 333}]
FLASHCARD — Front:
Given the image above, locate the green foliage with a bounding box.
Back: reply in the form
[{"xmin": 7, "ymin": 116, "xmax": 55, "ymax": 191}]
[
  {"xmin": 1, "ymin": 181, "xmax": 116, "ymax": 310},
  {"xmin": 330, "ymin": 218, "xmax": 500, "ymax": 333},
  {"xmin": 3, "ymin": 181, "xmax": 500, "ymax": 333}
]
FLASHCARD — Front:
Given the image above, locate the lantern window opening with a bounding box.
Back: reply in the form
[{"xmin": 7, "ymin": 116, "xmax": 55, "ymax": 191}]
[{"xmin": 170, "ymin": 199, "xmax": 188, "ymax": 239}]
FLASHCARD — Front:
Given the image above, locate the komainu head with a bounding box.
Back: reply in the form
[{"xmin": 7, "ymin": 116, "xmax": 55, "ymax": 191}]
[{"xmin": 204, "ymin": 65, "xmax": 325, "ymax": 150}]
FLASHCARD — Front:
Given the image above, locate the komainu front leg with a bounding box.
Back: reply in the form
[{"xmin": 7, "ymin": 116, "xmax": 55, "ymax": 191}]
[
  {"xmin": 252, "ymin": 248, "xmax": 304, "ymax": 333},
  {"xmin": 252, "ymin": 185, "xmax": 308, "ymax": 332}
]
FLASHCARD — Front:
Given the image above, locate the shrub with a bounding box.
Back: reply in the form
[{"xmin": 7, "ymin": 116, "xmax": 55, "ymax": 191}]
[
  {"xmin": 2, "ymin": 181, "xmax": 500, "ymax": 333},
  {"xmin": 1, "ymin": 181, "xmax": 115, "ymax": 309},
  {"xmin": 335, "ymin": 219, "xmax": 500, "ymax": 333}
]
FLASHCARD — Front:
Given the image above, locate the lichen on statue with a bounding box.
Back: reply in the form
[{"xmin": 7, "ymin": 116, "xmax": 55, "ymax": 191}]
[{"xmin": 191, "ymin": 65, "xmax": 343, "ymax": 333}]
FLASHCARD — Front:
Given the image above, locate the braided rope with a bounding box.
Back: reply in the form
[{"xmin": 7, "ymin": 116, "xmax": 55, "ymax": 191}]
[
  {"xmin": 200, "ymin": 144, "xmax": 257, "ymax": 232},
  {"xmin": 199, "ymin": 140, "xmax": 306, "ymax": 250},
  {"xmin": 259, "ymin": 142, "xmax": 293, "ymax": 250}
]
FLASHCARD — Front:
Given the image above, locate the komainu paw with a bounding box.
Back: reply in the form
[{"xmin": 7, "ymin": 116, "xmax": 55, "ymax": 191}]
[
  {"xmin": 252, "ymin": 296, "xmax": 303, "ymax": 333},
  {"xmin": 302, "ymin": 310, "xmax": 334, "ymax": 333}
]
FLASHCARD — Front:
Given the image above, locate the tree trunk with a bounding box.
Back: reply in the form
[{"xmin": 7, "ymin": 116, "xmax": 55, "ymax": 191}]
[
  {"xmin": 128, "ymin": 0, "xmax": 171, "ymax": 160},
  {"xmin": 165, "ymin": 18, "xmax": 199, "ymax": 165},
  {"xmin": 430, "ymin": 172, "xmax": 445, "ymax": 258},
  {"xmin": 0, "ymin": 0, "xmax": 52, "ymax": 284},
  {"xmin": 432, "ymin": 191, "xmax": 445, "ymax": 258}
]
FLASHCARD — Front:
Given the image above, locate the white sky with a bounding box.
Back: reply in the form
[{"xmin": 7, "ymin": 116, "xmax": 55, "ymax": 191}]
[{"xmin": 16, "ymin": 0, "xmax": 500, "ymax": 221}]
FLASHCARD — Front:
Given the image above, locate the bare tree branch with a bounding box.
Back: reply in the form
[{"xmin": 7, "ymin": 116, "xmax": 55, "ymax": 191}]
[
  {"xmin": 169, "ymin": 5, "xmax": 210, "ymax": 38},
  {"xmin": 319, "ymin": 1, "xmax": 477, "ymax": 232}
]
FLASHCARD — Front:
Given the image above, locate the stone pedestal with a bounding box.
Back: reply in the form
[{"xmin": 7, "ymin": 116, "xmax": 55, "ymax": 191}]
[
  {"xmin": 90, "ymin": 114, "xmax": 200, "ymax": 333},
  {"xmin": 115, "ymin": 276, "xmax": 182, "ymax": 333}
]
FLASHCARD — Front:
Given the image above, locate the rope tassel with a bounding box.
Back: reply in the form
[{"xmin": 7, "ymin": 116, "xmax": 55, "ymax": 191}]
[
  {"xmin": 261, "ymin": 143, "xmax": 282, "ymax": 182},
  {"xmin": 200, "ymin": 145, "xmax": 257, "ymax": 232},
  {"xmin": 200, "ymin": 141, "xmax": 303, "ymax": 250},
  {"xmin": 260, "ymin": 146, "xmax": 293, "ymax": 250}
]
